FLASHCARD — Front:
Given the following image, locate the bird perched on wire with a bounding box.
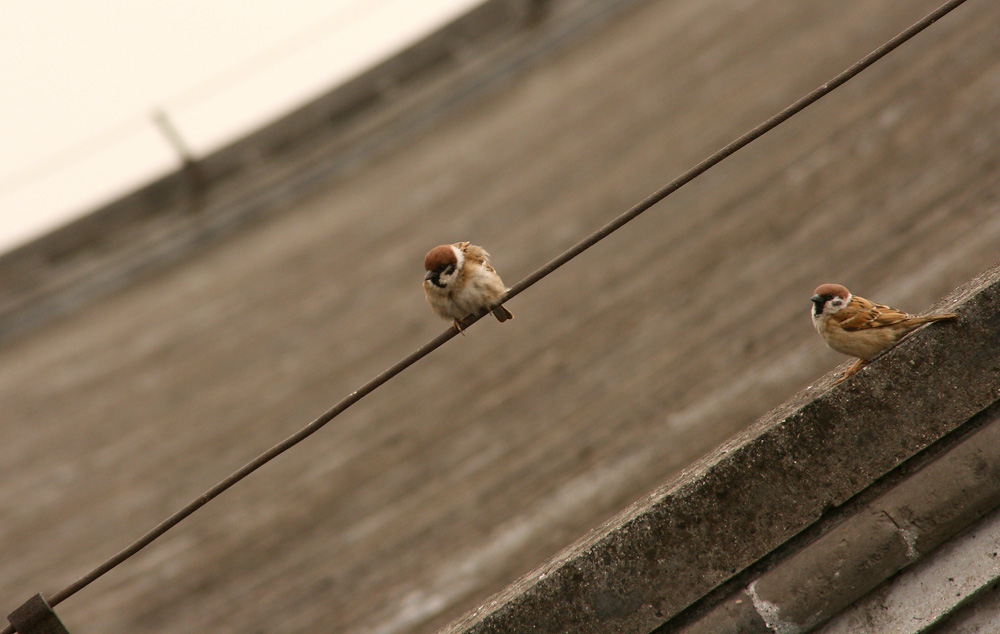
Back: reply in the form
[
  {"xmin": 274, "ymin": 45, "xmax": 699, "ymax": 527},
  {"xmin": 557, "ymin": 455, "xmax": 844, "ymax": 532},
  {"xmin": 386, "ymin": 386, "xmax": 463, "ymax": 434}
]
[
  {"xmin": 810, "ymin": 283, "xmax": 957, "ymax": 384},
  {"xmin": 423, "ymin": 242, "xmax": 514, "ymax": 332}
]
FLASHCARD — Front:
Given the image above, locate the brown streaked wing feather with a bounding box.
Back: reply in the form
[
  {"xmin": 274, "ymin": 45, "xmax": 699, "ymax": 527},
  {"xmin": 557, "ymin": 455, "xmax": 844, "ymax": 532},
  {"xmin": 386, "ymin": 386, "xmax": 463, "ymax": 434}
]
[
  {"xmin": 835, "ymin": 295, "xmax": 913, "ymax": 331},
  {"xmin": 461, "ymin": 244, "xmax": 491, "ymax": 266}
]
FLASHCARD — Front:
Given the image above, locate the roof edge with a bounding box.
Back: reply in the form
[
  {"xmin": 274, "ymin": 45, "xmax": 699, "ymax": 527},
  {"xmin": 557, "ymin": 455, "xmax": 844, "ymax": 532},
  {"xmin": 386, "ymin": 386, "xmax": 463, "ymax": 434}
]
[{"xmin": 439, "ymin": 262, "xmax": 1000, "ymax": 634}]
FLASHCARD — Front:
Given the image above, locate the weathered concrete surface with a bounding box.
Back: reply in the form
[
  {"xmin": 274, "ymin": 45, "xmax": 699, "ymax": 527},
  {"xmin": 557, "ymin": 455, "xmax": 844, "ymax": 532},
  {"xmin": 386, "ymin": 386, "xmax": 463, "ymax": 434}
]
[
  {"xmin": 818, "ymin": 504, "xmax": 1000, "ymax": 634},
  {"xmin": 678, "ymin": 384, "xmax": 1000, "ymax": 634},
  {"xmin": 2, "ymin": 1, "xmax": 1000, "ymax": 634},
  {"xmin": 442, "ymin": 266, "xmax": 1000, "ymax": 634},
  {"xmin": 920, "ymin": 564, "xmax": 1000, "ymax": 634}
]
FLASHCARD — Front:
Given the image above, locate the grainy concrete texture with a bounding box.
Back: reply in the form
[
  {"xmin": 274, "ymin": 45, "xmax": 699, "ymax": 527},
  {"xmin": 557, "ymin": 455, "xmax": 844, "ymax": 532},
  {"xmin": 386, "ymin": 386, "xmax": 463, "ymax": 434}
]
[
  {"xmin": 444, "ymin": 266, "xmax": 1000, "ymax": 633},
  {"xmin": 2, "ymin": 1, "xmax": 999, "ymax": 633},
  {"xmin": 817, "ymin": 504, "xmax": 1000, "ymax": 634},
  {"xmin": 672, "ymin": 334, "xmax": 1000, "ymax": 634}
]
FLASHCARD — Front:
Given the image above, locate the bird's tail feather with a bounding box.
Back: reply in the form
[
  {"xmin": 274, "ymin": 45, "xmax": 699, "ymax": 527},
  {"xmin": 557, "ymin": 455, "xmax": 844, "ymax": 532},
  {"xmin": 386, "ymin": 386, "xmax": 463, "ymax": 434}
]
[
  {"xmin": 908, "ymin": 312, "xmax": 958, "ymax": 325},
  {"xmin": 492, "ymin": 305, "xmax": 514, "ymax": 322}
]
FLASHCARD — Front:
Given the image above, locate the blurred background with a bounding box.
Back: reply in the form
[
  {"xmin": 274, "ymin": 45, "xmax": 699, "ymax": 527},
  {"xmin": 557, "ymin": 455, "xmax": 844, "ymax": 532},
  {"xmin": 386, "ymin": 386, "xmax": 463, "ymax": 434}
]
[
  {"xmin": 0, "ymin": 0, "xmax": 480, "ymax": 253},
  {"xmin": 1, "ymin": 1, "xmax": 998, "ymax": 633}
]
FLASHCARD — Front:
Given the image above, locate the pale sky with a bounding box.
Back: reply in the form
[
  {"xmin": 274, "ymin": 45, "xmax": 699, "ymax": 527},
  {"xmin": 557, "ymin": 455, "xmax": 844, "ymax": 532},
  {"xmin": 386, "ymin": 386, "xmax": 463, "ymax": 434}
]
[{"xmin": 0, "ymin": 0, "xmax": 482, "ymax": 254}]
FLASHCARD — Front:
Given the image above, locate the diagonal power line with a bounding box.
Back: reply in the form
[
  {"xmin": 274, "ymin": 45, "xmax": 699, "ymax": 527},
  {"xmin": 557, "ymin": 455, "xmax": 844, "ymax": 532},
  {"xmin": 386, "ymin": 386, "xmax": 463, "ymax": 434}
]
[{"xmin": 1, "ymin": 0, "xmax": 969, "ymax": 630}]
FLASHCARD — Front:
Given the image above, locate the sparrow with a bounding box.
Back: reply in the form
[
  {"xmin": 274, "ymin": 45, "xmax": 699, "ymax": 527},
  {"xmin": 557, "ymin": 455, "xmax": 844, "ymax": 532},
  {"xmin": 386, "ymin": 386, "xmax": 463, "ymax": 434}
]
[
  {"xmin": 423, "ymin": 242, "xmax": 514, "ymax": 331},
  {"xmin": 810, "ymin": 283, "xmax": 957, "ymax": 384}
]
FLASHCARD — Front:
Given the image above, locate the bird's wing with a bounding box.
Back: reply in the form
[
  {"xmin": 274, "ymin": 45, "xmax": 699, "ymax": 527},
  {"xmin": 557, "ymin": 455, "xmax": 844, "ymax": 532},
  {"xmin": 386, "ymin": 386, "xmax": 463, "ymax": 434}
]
[
  {"xmin": 461, "ymin": 244, "xmax": 493, "ymax": 270},
  {"xmin": 835, "ymin": 295, "xmax": 913, "ymax": 331}
]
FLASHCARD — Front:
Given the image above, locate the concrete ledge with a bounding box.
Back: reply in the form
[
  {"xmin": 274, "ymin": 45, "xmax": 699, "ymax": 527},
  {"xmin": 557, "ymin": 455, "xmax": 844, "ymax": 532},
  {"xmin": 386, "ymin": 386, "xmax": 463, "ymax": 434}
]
[
  {"xmin": 438, "ymin": 263, "xmax": 1000, "ymax": 634},
  {"xmin": 682, "ymin": 401, "xmax": 1000, "ymax": 634},
  {"xmin": 818, "ymin": 503, "xmax": 1000, "ymax": 633}
]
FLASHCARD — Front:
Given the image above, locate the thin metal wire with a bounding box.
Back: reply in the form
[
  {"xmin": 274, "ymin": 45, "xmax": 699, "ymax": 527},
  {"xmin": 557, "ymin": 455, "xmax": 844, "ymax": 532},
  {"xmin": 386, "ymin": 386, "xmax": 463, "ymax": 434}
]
[
  {"xmin": 504, "ymin": 0, "xmax": 969, "ymax": 303},
  {"xmin": 44, "ymin": 326, "xmax": 464, "ymax": 609},
  {"xmin": 2, "ymin": 0, "xmax": 967, "ymax": 630}
]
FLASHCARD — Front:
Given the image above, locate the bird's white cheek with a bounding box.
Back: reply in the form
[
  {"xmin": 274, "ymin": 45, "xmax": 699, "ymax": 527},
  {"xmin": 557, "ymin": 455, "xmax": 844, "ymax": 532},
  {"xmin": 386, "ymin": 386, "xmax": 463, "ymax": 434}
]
[
  {"xmin": 440, "ymin": 270, "xmax": 460, "ymax": 288},
  {"xmin": 826, "ymin": 298, "xmax": 849, "ymax": 315}
]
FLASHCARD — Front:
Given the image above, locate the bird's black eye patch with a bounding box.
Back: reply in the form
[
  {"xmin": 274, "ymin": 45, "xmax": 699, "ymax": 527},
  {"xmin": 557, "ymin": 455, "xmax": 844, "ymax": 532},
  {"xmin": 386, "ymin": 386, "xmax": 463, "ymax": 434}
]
[
  {"xmin": 427, "ymin": 264, "xmax": 455, "ymax": 288},
  {"xmin": 812, "ymin": 293, "xmax": 833, "ymax": 316}
]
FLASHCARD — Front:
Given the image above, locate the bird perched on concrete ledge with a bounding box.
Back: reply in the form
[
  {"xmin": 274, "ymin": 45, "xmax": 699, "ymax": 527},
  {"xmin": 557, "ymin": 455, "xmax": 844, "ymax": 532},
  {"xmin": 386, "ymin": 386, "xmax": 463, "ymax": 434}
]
[
  {"xmin": 423, "ymin": 242, "xmax": 514, "ymax": 332},
  {"xmin": 810, "ymin": 283, "xmax": 957, "ymax": 384}
]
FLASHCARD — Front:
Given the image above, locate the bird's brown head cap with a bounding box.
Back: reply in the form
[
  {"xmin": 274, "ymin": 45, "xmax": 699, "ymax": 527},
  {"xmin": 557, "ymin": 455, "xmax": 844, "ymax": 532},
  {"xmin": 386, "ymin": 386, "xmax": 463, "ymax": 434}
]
[
  {"xmin": 812, "ymin": 283, "xmax": 850, "ymax": 300},
  {"xmin": 424, "ymin": 245, "xmax": 458, "ymax": 271}
]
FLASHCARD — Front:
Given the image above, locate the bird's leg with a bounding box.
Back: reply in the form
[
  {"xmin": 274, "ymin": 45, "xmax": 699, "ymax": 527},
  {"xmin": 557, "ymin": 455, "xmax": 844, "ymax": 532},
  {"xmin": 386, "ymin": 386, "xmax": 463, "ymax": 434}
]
[
  {"xmin": 833, "ymin": 358, "xmax": 866, "ymax": 385},
  {"xmin": 452, "ymin": 313, "xmax": 477, "ymax": 335}
]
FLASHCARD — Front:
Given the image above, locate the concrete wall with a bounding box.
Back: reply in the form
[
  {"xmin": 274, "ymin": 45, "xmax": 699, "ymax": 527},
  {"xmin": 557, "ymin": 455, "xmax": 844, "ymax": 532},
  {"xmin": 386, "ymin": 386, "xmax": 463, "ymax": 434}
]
[
  {"xmin": 2, "ymin": 1, "xmax": 999, "ymax": 633},
  {"xmin": 441, "ymin": 265, "xmax": 1000, "ymax": 633}
]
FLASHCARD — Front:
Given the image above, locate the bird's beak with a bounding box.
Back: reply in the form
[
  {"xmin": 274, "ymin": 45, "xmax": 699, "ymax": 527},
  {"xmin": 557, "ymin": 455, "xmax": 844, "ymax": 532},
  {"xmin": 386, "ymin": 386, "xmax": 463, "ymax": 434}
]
[
  {"xmin": 424, "ymin": 270, "xmax": 435, "ymax": 281},
  {"xmin": 810, "ymin": 294, "xmax": 828, "ymax": 316}
]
